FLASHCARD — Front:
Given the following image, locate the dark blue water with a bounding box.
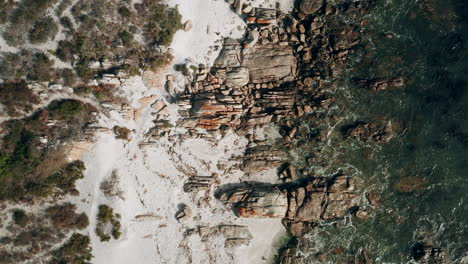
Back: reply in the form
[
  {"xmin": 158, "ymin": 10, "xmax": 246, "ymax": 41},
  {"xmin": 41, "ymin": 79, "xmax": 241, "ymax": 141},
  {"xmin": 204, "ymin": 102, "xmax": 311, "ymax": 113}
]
[{"xmin": 292, "ymin": 0, "xmax": 468, "ymax": 262}]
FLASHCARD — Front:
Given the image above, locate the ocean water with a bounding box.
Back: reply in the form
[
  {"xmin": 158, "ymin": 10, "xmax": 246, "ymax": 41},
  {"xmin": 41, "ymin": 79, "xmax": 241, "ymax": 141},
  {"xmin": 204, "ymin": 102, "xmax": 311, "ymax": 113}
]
[{"xmin": 292, "ymin": 0, "xmax": 468, "ymax": 262}]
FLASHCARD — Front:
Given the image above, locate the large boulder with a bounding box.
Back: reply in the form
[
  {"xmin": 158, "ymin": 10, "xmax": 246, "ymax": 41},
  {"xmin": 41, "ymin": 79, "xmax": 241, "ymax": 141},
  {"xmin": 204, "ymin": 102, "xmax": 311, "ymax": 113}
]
[{"xmin": 300, "ymin": 0, "xmax": 323, "ymax": 15}]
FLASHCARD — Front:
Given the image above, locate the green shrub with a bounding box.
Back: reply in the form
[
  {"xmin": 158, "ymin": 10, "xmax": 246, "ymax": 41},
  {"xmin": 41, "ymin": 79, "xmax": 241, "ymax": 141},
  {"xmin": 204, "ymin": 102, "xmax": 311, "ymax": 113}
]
[
  {"xmin": 28, "ymin": 16, "xmax": 59, "ymax": 44},
  {"xmin": 118, "ymin": 30, "xmax": 133, "ymax": 46},
  {"xmin": 51, "ymin": 233, "xmax": 93, "ymax": 264},
  {"xmin": 12, "ymin": 210, "xmax": 29, "ymax": 227},
  {"xmin": 47, "ymin": 100, "xmax": 84, "ymax": 119}
]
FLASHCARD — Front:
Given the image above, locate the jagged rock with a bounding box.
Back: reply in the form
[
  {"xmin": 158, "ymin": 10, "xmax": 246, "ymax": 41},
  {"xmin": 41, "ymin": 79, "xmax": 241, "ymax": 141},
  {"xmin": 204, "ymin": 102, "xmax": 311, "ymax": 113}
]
[
  {"xmin": 300, "ymin": 0, "xmax": 323, "ymax": 15},
  {"xmin": 183, "ymin": 176, "xmax": 215, "ymax": 192},
  {"xmin": 186, "ymin": 225, "xmax": 253, "ymax": 247},
  {"xmin": 218, "ymin": 175, "xmax": 360, "ymax": 222},
  {"xmin": 175, "ymin": 204, "xmax": 192, "ymax": 222}
]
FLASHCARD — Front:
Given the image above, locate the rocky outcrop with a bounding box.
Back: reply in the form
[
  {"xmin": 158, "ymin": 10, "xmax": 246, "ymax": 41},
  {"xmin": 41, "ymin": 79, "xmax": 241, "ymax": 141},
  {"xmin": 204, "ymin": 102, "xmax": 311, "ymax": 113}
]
[
  {"xmin": 354, "ymin": 77, "xmax": 405, "ymax": 91},
  {"xmin": 185, "ymin": 225, "xmax": 253, "ymax": 248},
  {"xmin": 218, "ymin": 175, "xmax": 360, "ymax": 222}
]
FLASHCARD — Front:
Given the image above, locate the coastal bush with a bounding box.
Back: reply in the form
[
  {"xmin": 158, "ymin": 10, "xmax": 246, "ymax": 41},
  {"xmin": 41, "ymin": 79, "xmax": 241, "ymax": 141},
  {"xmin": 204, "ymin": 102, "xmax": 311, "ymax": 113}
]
[
  {"xmin": 118, "ymin": 6, "xmax": 132, "ymax": 17},
  {"xmin": 62, "ymin": 68, "xmax": 77, "ymax": 86},
  {"xmin": 51, "ymin": 233, "xmax": 93, "ymax": 264},
  {"xmin": 0, "ymin": 100, "xmax": 93, "ymax": 200},
  {"xmin": 46, "ymin": 203, "xmax": 89, "ymax": 230},
  {"xmin": 28, "ymin": 16, "xmax": 59, "ymax": 44},
  {"xmin": 138, "ymin": 1, "xmax": 183, "ymax": 46},
  {"xmin": 0, "ymin": 80, "xmax": 39, "ymax": 117},
  {"xmin": 3, "ymin": 0, "xmax": 60, "ymax": 46},
  {"xmin": 47, "ymin": 100, "xmax": 84, "ymax": 119},
  {"xmin": 29, "ymin": 53, "xmax": 56, "ymax": 82},
  {"xmin": 96, "ymin": 204, "xmax": 121, "ymax": 241},
  {"xmin": 0, "ymin": 0, "xmax": 14, "ymax": 24},
  {"xmin": 12, "ymin": 210, "xmax": 29, "ymax": 227}
]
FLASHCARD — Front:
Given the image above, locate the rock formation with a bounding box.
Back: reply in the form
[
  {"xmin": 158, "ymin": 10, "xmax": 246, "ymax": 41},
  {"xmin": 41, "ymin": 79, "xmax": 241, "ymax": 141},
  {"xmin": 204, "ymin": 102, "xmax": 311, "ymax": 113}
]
[{"xmin": 218, "ymin": 175, "xmax": 360, "ymax": 222}]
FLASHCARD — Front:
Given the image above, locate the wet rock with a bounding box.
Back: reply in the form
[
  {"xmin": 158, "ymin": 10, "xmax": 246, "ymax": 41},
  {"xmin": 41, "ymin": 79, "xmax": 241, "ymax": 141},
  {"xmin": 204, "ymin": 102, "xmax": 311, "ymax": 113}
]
[
  {"xmin": 300, "ymin": 0, "xmax": 323, "ymax": 15},
  {"xmin": 340, "ymin": 120, "xmax": 397, "ymax": 143},
  {"xmin": 355, "ymin": 76, "xmax": 404, "ymax": 91}
]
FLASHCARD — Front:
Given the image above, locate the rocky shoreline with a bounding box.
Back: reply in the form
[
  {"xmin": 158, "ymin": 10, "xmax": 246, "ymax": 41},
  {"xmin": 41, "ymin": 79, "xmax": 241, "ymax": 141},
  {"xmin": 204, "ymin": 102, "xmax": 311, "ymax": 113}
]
[{"xmin": 0, "ymin": 0, "xmax": 462, "ymax": 263}]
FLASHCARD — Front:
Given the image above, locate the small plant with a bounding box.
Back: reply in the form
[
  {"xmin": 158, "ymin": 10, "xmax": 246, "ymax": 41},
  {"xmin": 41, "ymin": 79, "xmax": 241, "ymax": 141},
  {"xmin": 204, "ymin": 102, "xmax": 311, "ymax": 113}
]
[{"xmin": 113, "ymin": 126, "xmax": 130, "ymax": 140}]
